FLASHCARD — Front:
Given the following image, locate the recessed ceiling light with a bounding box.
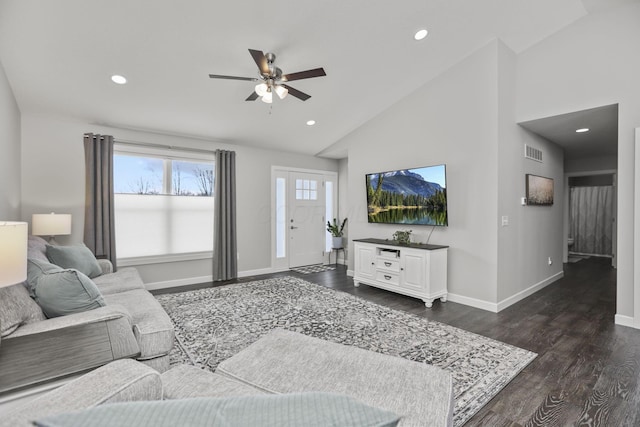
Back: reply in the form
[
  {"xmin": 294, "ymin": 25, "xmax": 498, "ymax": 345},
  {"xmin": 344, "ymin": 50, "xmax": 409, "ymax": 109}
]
[
  {"xmin": 111, "ymin": 75, "xmax": 127, "ymax": 85},
  {"xmin": 576, "ymin": 128, "xmax": 590, "ymax": 133},
  {"xmin": 414, "ymin": 29, "xmax": 428, "ymax": 41},
  {"xmin": 306, "ymin": 120, "xmax": 316, "ymax": 126}
]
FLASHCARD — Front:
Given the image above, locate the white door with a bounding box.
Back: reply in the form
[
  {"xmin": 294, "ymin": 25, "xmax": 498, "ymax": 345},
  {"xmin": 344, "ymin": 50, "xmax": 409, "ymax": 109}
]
[{"xmin": 289, "ymin": 172, "xmax": 326, "ymax": 267}]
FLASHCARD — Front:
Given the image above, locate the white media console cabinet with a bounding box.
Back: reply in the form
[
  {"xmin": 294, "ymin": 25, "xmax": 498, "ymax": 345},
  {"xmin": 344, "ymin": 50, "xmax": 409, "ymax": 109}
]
[{"xmin": 353, "ymin": 238, "xmax": 448, "ymax": 308}]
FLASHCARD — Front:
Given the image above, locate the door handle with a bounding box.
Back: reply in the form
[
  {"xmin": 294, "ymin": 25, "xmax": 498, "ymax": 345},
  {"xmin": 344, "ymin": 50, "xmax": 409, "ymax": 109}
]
[{"xmin": 291, "ymin": 226, "xmax": 298, "ymax": 229}]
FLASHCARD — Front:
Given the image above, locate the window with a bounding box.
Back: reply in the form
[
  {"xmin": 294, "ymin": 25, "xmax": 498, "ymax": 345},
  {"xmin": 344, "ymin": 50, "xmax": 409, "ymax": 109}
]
[
  {"xmin": 295, "ymin": 179, "xmax": 318, "ymax": 200},
  {"xmin": 113, "ymin": 145, "xmax": 214, "ymax": 259}
]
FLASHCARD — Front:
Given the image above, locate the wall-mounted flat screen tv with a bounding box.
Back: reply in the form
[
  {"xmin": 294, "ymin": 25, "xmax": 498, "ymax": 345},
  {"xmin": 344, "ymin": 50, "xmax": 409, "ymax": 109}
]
[{"xmin": 366, "ymin": 164, "xmax": 448, "ymax": 226}]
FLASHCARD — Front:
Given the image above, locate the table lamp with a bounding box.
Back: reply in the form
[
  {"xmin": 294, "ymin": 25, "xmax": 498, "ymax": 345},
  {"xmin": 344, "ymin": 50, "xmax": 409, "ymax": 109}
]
[
  {"xmin": 32, "ymin": 213, "xmax": 72, "ymax": 244},
  {"xmin": 0, "ymin": 221, "xmax": 28, "ymax": 288}
]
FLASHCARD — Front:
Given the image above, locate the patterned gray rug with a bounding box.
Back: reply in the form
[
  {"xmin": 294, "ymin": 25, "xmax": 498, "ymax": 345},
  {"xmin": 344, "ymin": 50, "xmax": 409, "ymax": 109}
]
[{"xmin": 156, "ymin": 277, "xmax": 536, "ymax": 426}]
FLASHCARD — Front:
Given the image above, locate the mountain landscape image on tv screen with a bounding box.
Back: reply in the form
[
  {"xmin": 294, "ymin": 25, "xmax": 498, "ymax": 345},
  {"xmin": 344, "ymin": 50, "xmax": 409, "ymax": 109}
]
[{"xmin": 366, "ymin": 164, "xmax": 447, "ymax": 226}]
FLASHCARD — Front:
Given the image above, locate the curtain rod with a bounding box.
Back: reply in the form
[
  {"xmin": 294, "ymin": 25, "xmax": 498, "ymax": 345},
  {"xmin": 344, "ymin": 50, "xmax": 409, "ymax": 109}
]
[{"xmin": 114, "ymin": 138, "xmax": 216, "ymax": 155}]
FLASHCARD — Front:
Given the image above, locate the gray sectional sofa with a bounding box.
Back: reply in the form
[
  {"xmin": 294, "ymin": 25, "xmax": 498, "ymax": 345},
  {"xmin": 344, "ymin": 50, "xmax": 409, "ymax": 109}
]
[
  {"xmin": 4, "ymin": 329, "xmax": 455, "ymax": 427},
  {"xmin": 0, "ymin": 236, "xmax": 174, "ymax": 394}
]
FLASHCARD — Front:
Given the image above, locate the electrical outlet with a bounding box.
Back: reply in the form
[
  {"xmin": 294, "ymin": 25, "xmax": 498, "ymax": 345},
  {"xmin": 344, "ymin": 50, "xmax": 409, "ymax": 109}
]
[
  {"xmin": 501, "ymin": 216, "xmax": 509, "ymax": 226},
  {"xmin": 548, "ymin": 257, "xmax": 552, "ymax": 265},
  {"xmin": 521, "ymin": 197, "xmax": 527, "ymax": 206}
]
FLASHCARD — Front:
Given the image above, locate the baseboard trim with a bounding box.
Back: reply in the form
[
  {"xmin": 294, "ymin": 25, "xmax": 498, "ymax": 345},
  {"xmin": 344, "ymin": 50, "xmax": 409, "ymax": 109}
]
[
  {"xmin": 145, "ymin": 275, "xmax": 213, "ymax": 291},
  {"xmin": 446, "ymin": 271, "xmax": 564, "ymax": 313},
  {"xmin": 145, "ymin": 267, "xmax": 277, "ymax": 291},
  {"xmin": 446, "ymin": 294, "xmax": 499, "ymax": 313},
  {"xmin": 615, "ymin": 314, "xmax": 635, "ymax": 328},
  {"xmin": 496, "ymin": 271, "xmax": 564, "ymax": 312}
]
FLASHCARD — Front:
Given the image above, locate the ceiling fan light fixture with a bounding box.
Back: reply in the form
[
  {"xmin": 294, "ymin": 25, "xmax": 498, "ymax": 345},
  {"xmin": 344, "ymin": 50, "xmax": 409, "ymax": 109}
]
[
  {"xmin": 255, "ymin": 83, "xmax": 268, "ymax": 96},
  {"xmin": 261, "ymin": 90, "xmax": 273, "ymax": 104},
  {"xmin": 275, "ymin": 85, "xmax": 288, "ymax": 99}
]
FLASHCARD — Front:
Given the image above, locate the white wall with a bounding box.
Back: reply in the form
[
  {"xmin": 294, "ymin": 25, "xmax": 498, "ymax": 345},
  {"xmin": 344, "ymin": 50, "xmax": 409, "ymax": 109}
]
[
  {"xmin": 342, "ymin": 42, "xmax": 500, "ymax": 306},
  {"xmin": 496, "ymin": 41, "xmax": 565, "ymax": 305},
  {"xmin": 516, "ymin": 3, "xmax": 640, "ymax": 319},
  {"xmin": 565, "ymin": 155, "xmax": 617, "ymax": 174},
  {"xmin": 338, "ymin": 39, "xmax": 567, "ymax": 311},
  {"xmin": 0, "ymin": 59, "xmax": 21, "ymax": 220},
  {"xmin": 20, "ymin": 114, "xmax": 338, "ymax": 286}
]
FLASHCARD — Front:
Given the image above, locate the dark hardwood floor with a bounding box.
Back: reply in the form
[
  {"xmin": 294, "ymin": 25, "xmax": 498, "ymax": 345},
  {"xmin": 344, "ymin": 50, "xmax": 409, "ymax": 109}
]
[{"xmin": 155, "ymin": 257, "xmax": 640, "ymax": 426}]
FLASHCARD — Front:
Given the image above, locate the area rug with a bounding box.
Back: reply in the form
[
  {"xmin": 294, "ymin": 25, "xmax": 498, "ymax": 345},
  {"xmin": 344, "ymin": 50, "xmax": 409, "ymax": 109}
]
[
  {"xmin": 290, "ymin": 264, "xmax": 336, "ymax": 274},
  {"xmin": 156, "ymin": 277, "xmax": 536, "ymax": 426}
]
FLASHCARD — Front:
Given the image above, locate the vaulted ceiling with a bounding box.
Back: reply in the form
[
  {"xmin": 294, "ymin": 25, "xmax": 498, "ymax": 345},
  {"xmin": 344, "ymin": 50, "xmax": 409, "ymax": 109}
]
[{"xmin": 0, "ymin": 0, "xmax": 629, "ymax": 157}]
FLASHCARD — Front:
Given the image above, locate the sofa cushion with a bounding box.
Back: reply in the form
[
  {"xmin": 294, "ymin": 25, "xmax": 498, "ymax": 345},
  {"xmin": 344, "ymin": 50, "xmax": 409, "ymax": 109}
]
[
  {"xmin": 46, "ymin": 244, "xmax": 103, "ymax": 279},
  {"xmin": 218, "ymin": 329, "xmax": 454, "ymax": 427},
  {"xmin": 4, "ymin": 359, "xmax": 162, "ymax": 427},
  {"xmin": 162, "ymin": 365, "xmax": 267, "ymax": 399},
  {"xmin": 103, "ymin": 289, "xmax": 174, "ymax": 359},
  {"xmin": 33, "ymin": 393, "xmax": 401, "ymax": 427},
  {"xmin": 28, "ymin": 259, "xmax": 106, "ymax": 318},
  {"xmin": 92, "ymin": 267, "xmax": 145, "ymax": 295},
  {"xmin": 0, "ymin": 284, "xmax": 45, "ymax": 337}
]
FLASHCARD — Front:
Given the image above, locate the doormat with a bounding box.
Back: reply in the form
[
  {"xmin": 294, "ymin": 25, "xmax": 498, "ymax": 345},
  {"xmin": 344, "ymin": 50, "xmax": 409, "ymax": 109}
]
[
  {"xmin": 157, "ymin": 277, "xmax": 537, "ymax": 426},
  {"xmin": 290, "ymin": 264, "xmax": 336, "ymax": 274}
]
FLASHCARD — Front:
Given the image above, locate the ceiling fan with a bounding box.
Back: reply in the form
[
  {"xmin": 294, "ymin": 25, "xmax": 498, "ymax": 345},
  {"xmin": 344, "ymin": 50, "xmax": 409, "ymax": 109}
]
[{"xmin": 209, "ymin": 49, "xmax": 326, "ymax": 103}]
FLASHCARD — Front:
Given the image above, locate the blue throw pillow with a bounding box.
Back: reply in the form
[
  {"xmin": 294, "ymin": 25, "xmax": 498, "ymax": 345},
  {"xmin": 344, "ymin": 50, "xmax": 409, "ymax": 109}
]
[
  {"xmin": 46, "ymin": 244, "xmax": 103, "ymax": 278},
  {"xmin": 34, "ymin": 393, "xmax": 401, "ymax": 427},
  {"xmin": 27, "ymin": 258, "xmax": 105, "ymax": 318},
  {"xmin": 26, "ymin": 258, "xmax": 63, "ymax": 298}
]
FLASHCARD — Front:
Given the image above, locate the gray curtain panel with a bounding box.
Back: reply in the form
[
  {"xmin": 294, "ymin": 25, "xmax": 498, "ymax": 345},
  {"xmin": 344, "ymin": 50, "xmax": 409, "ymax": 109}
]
[
  {"xmin": 83, "ymin": 133, "xmax": 117, "ymax": 270},
  {"xmin": 213, "ymin": 150, "xmax": 238, "ymax": 281},
  {"xmin": 569, "ymin": 185, "xmax": 613, "ymax": 256}
]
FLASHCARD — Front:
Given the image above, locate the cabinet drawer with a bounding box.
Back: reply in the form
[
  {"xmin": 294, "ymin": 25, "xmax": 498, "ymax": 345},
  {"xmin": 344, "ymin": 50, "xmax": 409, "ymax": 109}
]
[
  {"xmin": 376, "ymin": 258, "xmax": 400, "ymax": 272},
  {"xmin": 375, "ymin": 271, "xmax": 400, "ymax": 286}
]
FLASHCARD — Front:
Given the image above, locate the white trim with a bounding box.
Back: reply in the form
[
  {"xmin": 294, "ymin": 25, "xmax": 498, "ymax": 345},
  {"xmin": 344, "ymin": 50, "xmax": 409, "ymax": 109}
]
[
  {"xmin": 118, "ymin": 252, "xmax": 213, "ymax": 267},
  {"xmin": 144, "ymin": 267, "xmax": 279, "ymax": 291},
  {"xmin": 635, "ymin": 127, "xmax": 640, "ymax": 329},
  {"xmin": 145, "ymin": 275, "xmax": 213, "ymax": 291},
  {"xmin": 615, "ymin": 314, "xmax": 635, "ymax": 328},
  {"xmin": 446, "ymin": 293, "xmax": 499, "ymax": 313},
  {"xmin": 496, "ymin": 271, "xmax": 564, "ymax": 312}
]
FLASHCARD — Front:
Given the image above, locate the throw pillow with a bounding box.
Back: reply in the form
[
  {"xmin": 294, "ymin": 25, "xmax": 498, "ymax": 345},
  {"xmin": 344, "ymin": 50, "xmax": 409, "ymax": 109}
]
[
  {"xmin": 0, "ymin": 284, "xmax": 46, "ymax": 337},
  {"xmin": 26, "ymin": 258, "xmax": 64, "ymax": 297},
  {"xmin": 31, "ymin": 267, "xmax": 106, "ymax": 319},
  {"xmin": 34, "ymin": 393, "xmax": 401, "ymax": 427},
  {"xmin": 46, "ymin": 244, "xmax": 103, "ymax": 278}
]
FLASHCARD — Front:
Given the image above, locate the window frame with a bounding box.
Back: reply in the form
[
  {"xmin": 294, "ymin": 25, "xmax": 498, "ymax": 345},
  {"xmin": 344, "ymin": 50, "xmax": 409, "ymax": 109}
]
[{"xmin": 113, "ymin": 143, "xmax": 216, "ymax": 265}]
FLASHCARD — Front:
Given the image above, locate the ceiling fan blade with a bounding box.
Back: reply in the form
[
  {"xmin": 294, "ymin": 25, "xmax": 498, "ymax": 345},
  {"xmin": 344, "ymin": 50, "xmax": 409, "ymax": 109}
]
[
  {"xmin": 248, "ymin": 49, "xmax": 270, "ymax": 76},
  {"xmin": 281, "ymin": 68, "xmax": 326, "ymax": 82},
  {"xmin": 282, "ymin": 84, "xmax": 311, "ymax": 101},
  {"xmin": 245, "ymin": 91, "xmax": 260, "ymax": 101},
  {"xmin": 209, "ymin": 74, "xmax": 258, "ymax": 81}
]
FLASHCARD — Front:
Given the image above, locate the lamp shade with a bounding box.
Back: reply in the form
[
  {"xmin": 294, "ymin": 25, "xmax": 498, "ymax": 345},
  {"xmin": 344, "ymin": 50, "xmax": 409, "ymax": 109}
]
[
  {"xmin": 32, "ymin": 213, "xmax": 72, "ymax": 236},
  {"xmin": 0, "ymin": 221, "xmax": 28, "ymax": 288}
]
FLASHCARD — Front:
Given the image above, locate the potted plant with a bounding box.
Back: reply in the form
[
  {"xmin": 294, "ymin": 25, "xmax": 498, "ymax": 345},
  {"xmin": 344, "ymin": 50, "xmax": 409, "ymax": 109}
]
[
  {"xmin": 393, "ymin": 229, "xmax": 412, "ymax": 246},
  {"xmin": 326, "ymin": 218, "xmax": 347, "ymax": 248}
]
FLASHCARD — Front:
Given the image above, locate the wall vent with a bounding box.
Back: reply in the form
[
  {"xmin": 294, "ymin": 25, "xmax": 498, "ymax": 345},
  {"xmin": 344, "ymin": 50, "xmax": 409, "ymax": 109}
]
[{"xmin": 524, "ymin": 144, "xmax": 543, "ymax": 162}]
